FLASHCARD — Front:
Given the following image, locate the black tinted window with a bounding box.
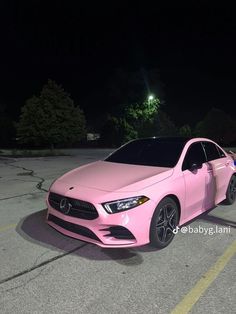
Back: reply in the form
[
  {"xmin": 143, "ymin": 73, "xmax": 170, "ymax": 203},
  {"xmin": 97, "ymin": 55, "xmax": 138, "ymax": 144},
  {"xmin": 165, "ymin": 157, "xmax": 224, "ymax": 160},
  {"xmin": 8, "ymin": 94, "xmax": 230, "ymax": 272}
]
[
  {"xmin": 105, "ymin": 139, "xmax": 186, "ymax": 167},
  {"xmin": 182, "ymin": 142, "xmax": 206, "ymax": 171},
  {"xmin": 202, "ymin": 142, "xmax": 221, "ymax": 161}
]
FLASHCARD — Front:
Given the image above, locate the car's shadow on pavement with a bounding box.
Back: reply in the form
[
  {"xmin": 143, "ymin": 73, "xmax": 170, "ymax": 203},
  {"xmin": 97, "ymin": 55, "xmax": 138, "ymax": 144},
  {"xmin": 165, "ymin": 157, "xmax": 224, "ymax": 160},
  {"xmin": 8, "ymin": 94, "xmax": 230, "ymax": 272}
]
[
  {"xmin": 16, "ymin": 205, "xmax": 235, "ymax": 265},
  {"xmin": 200, "ymin": 213, "xmax": 236, "ymax": 228},
  {"xmin": 16, "ymin": 209, "xmax": 145, "ymax": 265},
  {"xmin": 182, "ymin": 204, "xmax": 236, "ymax": 229}
]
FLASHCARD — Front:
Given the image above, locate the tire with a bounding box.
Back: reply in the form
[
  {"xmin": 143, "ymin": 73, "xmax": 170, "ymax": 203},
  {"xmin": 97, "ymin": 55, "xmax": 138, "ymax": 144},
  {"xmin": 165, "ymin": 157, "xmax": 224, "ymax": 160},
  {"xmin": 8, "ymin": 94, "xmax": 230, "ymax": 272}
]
[
  {"xmin": 224, "ymin": 175, "xmax": 236, "ymax": 205},
  {"xmin": 150, "ymin": 197, "xmax": 179, "ymax": 249}
]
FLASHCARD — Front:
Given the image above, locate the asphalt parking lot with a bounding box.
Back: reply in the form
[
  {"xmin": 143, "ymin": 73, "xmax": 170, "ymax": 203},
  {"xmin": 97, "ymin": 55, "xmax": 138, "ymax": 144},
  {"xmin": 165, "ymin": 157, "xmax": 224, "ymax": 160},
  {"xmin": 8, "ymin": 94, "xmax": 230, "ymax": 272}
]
[{"xmin": 0, "ymin": 149, "xmax": 235, "ymax": 314}]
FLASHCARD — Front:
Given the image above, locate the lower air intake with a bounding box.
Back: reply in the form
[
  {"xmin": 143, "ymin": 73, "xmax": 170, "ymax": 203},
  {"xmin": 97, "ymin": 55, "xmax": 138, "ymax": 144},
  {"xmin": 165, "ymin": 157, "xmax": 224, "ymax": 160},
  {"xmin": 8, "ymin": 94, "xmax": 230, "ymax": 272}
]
[
  {"xmin": 48, "ymin": 214, "xmax": 101, "ymax": 242},
  {"xmin": 102, "ymin": 226, "xmax": 135, "ymax": 240}
]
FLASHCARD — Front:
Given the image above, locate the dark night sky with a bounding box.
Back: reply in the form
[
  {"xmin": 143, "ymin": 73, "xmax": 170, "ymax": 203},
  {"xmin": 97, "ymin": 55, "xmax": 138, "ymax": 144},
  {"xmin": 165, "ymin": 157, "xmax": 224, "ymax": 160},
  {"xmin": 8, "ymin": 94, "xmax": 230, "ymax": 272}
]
[{"xmin": 1, "ymin": 1, "xmax": 236, "ymax": 127}]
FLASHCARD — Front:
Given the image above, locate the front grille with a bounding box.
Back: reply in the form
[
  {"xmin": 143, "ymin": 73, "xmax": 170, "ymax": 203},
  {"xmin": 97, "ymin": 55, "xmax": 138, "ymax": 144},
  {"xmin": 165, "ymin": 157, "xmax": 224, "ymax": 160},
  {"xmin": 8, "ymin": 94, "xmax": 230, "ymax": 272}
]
[
  {"xmin": 48, "ymin": 214, "xmax": 101, "ymax": 242},
  {"xmin": 48, "ymin": 192, "xmax": 98, "ymax": 220},
  {"xmin": 101, "ymin": 226, "xmax": 135, "ymax": 240}
]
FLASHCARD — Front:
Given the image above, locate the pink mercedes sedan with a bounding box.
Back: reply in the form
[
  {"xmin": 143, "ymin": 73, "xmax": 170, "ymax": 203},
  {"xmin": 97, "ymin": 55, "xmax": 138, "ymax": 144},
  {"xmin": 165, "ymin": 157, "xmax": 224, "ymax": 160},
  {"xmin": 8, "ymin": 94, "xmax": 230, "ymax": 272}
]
[{"xmin": 46, "ymin": 137, "xmax": 236, "ymax": 249}]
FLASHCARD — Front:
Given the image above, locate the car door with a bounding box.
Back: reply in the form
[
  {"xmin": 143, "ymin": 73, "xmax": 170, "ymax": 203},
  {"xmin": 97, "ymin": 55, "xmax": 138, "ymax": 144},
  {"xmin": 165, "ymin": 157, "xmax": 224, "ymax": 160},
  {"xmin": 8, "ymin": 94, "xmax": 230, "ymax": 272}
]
[
  {"xmin": 182, "ymin": 142, "xmax": 210, "ymax": 220},
  {"xmin": 202, "ymin": 141, "xmax": 232, "ymax": 205}
]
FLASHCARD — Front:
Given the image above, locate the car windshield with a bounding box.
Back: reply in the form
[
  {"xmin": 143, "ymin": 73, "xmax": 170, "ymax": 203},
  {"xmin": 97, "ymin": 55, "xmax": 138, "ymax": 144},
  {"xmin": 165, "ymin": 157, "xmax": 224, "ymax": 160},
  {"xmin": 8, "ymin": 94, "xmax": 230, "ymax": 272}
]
[{"xmin": 105, "ymin": 138, "xmax": 187, "ymax": 167}]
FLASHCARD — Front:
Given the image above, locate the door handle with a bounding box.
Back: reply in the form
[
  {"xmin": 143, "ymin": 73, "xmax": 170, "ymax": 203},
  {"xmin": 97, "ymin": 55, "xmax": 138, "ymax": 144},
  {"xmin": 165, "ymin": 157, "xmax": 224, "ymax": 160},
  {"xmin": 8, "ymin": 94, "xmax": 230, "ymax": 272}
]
[{"xmin": 207, "ymin": 164, "xmax": 213, "ymax": 173}]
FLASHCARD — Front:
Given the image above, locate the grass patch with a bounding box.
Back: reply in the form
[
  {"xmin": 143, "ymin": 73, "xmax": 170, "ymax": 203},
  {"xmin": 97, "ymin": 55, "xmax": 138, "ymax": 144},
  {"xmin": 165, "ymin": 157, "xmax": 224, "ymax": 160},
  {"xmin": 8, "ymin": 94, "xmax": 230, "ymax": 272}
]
[
  {"xmin": 0, "ymin": 149, "xmax": 69, "ymax": 158},
  {"xmin": 17, "ymin": 171, "xmax": 33, "ymax": 176},
  {"xmin": 224, "ymin": 147, "xmax": 236, "ymax": 152}
]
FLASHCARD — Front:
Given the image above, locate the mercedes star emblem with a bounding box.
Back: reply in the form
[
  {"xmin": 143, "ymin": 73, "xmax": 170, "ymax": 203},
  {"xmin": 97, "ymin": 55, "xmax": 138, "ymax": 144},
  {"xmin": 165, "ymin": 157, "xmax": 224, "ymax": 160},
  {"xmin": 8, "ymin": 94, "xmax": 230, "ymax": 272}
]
[{"xmin": 59, "ymin": 198, "xmax": 72, "ymax": 214}]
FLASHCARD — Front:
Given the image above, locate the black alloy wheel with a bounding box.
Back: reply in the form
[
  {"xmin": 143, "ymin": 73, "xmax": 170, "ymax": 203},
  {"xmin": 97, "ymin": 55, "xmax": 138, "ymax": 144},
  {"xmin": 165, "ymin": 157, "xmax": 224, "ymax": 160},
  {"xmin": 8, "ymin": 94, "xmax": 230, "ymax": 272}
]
[
  {"xmin": 224, "ymin": 175, "xmax": 236, "ymax": 205},
  {"xmin": 150, "ymin": 197, "xmax": 179, "ymax": 249}
]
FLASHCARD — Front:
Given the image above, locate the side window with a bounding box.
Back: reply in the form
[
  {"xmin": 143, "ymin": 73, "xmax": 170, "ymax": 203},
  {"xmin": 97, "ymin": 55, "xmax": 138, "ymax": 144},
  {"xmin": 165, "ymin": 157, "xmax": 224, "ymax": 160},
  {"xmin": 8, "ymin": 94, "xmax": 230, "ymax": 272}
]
[
  {"xmin": 202, "ymin": 142, "xmax": 221, "ymax": 161},
  {"xmin": 182, "ymin": 142, "xmax": 206, "ymax": 171}
]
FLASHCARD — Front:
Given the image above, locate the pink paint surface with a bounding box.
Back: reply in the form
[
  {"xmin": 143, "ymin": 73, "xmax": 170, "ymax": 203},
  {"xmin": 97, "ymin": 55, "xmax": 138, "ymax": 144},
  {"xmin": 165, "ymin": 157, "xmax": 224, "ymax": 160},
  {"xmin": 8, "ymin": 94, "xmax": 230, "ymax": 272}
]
[{"xmin": 46, "ymin": 138, "xmax": 236, "ymax": 248}]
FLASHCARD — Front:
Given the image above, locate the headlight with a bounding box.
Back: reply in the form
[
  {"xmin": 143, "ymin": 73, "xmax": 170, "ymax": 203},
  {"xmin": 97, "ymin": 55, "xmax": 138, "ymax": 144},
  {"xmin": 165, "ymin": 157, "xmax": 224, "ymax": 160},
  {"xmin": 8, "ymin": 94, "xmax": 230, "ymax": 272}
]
[{"xmin": 102, "ymin": 196, "xmax": 149, "ymax": 214}]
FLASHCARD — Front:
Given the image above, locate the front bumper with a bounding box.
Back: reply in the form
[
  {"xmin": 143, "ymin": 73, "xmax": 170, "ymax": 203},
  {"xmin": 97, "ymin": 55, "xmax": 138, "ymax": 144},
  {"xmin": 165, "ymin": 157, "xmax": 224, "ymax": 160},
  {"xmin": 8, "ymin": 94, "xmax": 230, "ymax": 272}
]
[{"xmin": 46, "ymin": 196, "xmax": 156, "ymax": 248}]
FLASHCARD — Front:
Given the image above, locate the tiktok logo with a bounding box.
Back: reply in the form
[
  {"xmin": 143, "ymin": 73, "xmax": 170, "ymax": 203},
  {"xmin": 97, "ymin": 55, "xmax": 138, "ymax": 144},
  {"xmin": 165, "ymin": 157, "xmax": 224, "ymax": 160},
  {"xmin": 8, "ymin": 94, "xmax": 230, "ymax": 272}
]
[{"xmin": 172, "ymin": 226, "xmax": 180, "ymax": 234}]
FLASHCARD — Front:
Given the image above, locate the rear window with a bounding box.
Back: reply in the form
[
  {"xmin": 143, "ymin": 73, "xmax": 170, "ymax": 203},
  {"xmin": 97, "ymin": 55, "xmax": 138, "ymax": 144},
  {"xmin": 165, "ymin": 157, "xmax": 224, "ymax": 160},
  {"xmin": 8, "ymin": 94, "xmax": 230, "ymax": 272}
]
[
  {"xmin": 216, "ymin": 146, "xmax": 226, "ymax": 158},
  {"xmin": 202, "ymin": 142, "xmax": 222, "ymax": 161}
]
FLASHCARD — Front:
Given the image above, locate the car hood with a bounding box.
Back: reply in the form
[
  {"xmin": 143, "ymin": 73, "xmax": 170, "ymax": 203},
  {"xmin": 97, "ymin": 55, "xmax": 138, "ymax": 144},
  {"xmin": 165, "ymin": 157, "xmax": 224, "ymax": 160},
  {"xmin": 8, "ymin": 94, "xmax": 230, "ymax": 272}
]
[{"xmin": 56, "ymin": 160, "xmax": 173, "ymax": 192}]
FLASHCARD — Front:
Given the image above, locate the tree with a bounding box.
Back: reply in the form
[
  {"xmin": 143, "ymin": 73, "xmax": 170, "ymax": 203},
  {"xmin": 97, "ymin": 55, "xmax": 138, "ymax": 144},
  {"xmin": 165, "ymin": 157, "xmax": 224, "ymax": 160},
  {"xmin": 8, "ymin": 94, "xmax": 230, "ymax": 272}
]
[
  {"xmin": 99, "ymin": 68, "xmax": 166, "ymax": 146},
  {"xmin": 17, "ymin": 80, "xmax": 86, "ymax": 148},
  {"xmin": 126, "ymin": 97, "xmax": 160, "ymax": 121},
  {"xmin": 100, "ymin": 97, "xmax": 176, "ymax": 145},
  {"xmin": 100, "ymin": 115, "xmax": 137, "ymax": 147},
  {"xmin": 194, "ymin": 108, "xmax": 236, "ymax": 145},
  {"xmin": 136, "ymin": 109, "xmax": 177, "ymax": 138},
  {"xmin": 125, "ymin": 96, "xmax": 161, "ymax": 136},
  {"xmin": 151, "ymin": 110, "xmax": 178, "ymax": 137},
  {"xmin": 105, "ymin": 68, "xmax": 164, "ymax": 117},
  {"xmin": 179, "ymin": 124, "xmax": 192, "ymax": 137}
]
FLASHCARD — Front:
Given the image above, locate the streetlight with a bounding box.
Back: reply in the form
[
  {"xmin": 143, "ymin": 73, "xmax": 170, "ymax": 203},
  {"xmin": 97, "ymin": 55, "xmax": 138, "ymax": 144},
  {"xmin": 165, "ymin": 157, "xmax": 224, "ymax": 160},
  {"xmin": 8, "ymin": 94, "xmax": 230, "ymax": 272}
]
[{"xmin": 148, "ymin": 95, "xmax": 154, "ymax": 101}]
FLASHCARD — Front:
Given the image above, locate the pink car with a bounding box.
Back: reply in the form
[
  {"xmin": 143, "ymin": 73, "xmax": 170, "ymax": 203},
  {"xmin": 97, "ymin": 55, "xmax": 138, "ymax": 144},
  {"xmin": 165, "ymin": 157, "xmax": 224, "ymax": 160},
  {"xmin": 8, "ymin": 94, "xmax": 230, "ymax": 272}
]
[{"xmin": 46, "ymin": 137, "xmax": 236, "ymax": 249}]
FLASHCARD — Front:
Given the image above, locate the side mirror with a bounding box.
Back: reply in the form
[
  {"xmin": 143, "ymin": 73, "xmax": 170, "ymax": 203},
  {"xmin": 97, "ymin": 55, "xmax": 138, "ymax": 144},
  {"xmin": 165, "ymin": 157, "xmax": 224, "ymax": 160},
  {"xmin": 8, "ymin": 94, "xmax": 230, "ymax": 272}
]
[{"xmin": 190, "ymin": 162, "xmax": 202, "ymax": 172}]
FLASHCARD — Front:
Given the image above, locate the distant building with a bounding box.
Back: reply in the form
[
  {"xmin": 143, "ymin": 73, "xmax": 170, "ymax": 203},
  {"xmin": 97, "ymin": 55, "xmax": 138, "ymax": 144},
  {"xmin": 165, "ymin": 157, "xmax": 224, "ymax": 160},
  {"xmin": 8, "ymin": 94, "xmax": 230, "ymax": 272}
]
[{"xmin": 87, "ymin": 133, "xmax": 100, "ymax": 141}]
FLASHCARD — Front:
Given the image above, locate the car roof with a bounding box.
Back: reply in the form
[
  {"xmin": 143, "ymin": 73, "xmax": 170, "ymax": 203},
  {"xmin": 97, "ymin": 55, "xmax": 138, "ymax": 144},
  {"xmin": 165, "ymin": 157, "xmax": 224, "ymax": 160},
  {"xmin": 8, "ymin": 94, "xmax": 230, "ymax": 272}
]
[{"xmin": 134, "ymin": 136, "xmax": 192, "ymax": 144}]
